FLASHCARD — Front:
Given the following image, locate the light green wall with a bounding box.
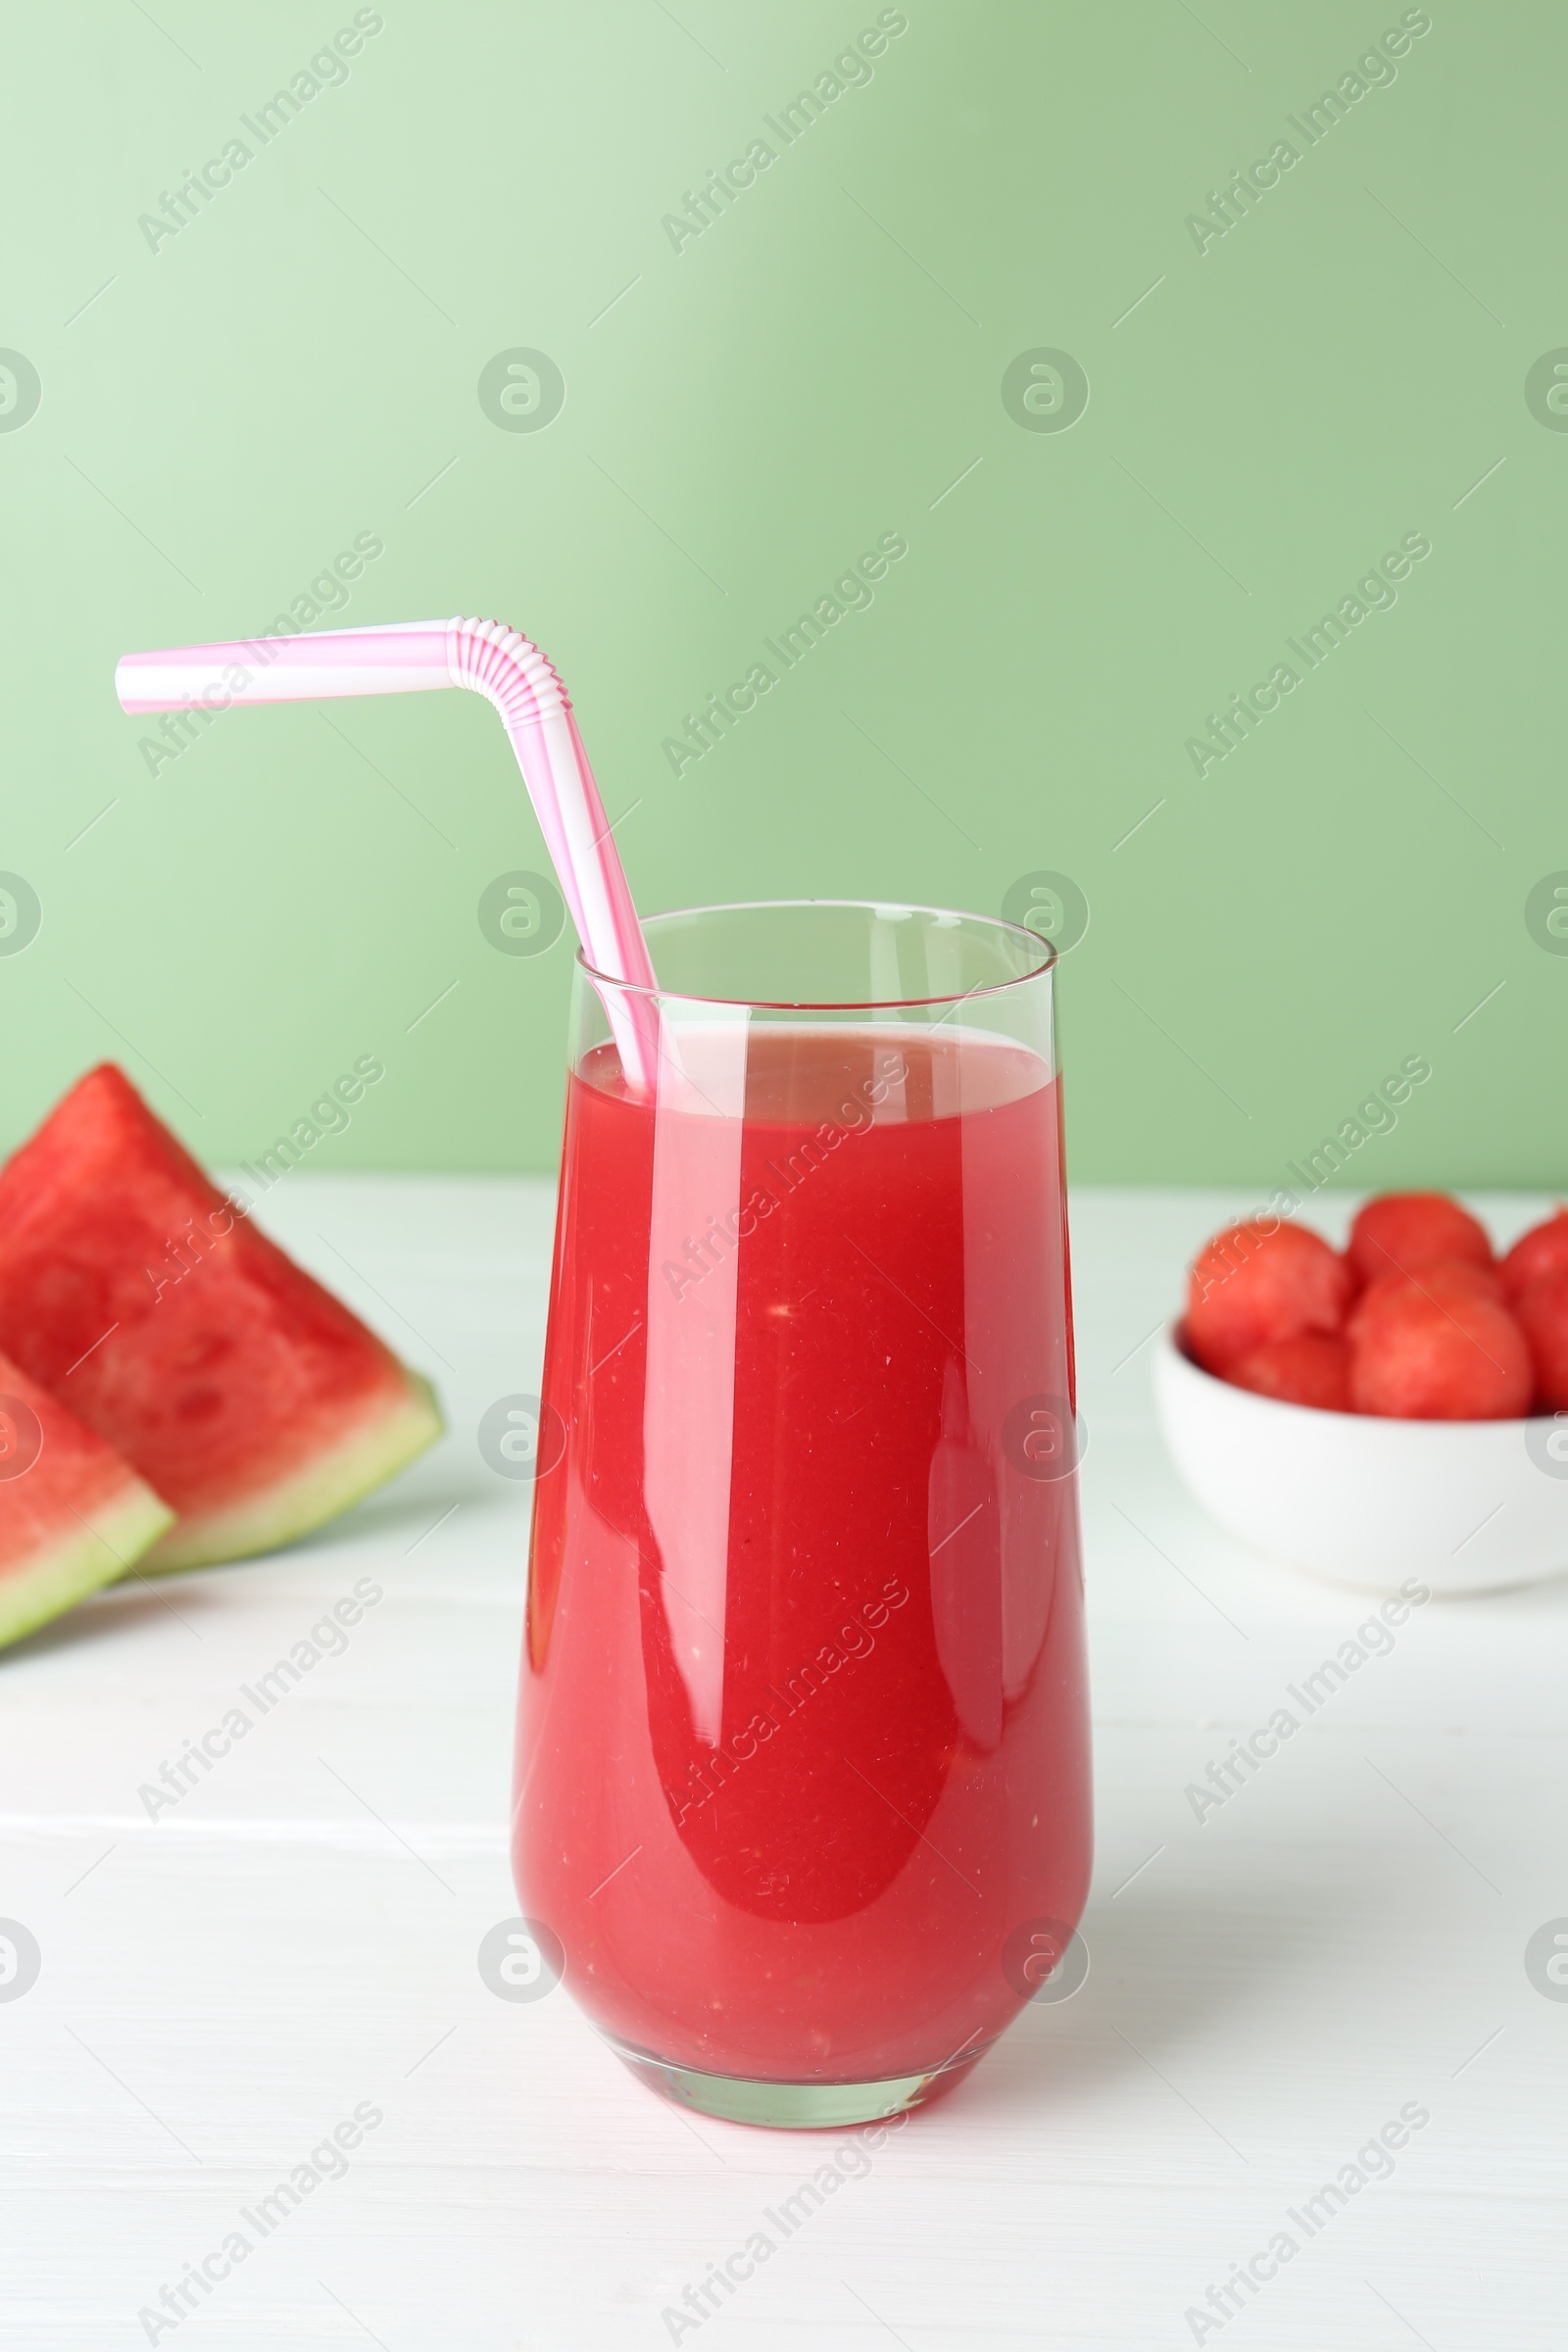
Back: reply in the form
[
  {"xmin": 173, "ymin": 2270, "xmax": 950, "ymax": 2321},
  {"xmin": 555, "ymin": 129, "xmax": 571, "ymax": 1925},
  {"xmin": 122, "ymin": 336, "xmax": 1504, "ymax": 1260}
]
[{"xmin": 1, "ymin": 1, "xmax": 1559, "ymax": 1184}]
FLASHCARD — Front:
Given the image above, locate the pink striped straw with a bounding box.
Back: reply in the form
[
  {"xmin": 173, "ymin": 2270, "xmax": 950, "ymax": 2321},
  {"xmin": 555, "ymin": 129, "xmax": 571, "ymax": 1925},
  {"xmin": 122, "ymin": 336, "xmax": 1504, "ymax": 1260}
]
[{"xmin": 115, "ymin": 616, "xmax": 659, "ymax": 1092}]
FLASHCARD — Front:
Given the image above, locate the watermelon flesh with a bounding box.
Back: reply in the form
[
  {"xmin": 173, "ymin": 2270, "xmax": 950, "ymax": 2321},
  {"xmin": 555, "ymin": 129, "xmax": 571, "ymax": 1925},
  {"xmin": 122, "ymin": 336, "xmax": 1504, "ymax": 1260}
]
[
  {"xmin": 0, "ymin": 1066, "xmax": 443, "ymax": 1572},
  {"xmin": 0, "ymin": 1350, "xmax": 173, "ymax": 1647}
]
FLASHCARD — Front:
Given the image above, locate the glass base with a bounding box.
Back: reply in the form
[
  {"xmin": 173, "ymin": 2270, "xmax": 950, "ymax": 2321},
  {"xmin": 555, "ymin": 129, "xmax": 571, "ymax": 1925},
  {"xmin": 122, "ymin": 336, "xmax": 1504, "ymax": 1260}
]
[{"xmin": 604, "ymin": 2035, "xmax": 986, "ymax": 2130}]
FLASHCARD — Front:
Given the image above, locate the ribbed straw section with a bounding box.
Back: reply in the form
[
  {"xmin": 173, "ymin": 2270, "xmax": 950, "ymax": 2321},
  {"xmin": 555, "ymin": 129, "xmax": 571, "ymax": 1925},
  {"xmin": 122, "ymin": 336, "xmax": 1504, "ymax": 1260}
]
[
  {"xmin": 444, "ymin": 618, "xmax": 658, "ymax": 1009},
  {"xmin": 445, "ymin": 616, "xmax": 569, "ymax": 728}
]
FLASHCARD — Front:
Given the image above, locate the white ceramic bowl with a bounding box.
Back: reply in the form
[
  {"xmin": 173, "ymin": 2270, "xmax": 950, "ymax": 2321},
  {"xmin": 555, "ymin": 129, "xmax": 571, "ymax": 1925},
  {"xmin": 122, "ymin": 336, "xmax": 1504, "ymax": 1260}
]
[{"xmin": 1152, "ymin": 1325, "xmax": 1568, "ymax": 1596}]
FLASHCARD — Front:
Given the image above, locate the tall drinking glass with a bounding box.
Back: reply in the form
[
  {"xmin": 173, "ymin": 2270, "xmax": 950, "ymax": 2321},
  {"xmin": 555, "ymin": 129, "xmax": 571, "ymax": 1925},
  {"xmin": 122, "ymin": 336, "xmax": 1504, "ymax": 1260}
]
[{"xmin": 513, "ymin": 902, "xmax": 1091, "ymax": 2127}]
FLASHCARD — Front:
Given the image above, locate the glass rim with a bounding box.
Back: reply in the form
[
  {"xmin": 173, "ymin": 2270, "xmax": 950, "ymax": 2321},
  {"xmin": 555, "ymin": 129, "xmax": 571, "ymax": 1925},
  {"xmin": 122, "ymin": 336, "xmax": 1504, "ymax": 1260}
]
[{"xmin": 576, "ymin": 898, "xmax": 1057, "ymax": 1012}]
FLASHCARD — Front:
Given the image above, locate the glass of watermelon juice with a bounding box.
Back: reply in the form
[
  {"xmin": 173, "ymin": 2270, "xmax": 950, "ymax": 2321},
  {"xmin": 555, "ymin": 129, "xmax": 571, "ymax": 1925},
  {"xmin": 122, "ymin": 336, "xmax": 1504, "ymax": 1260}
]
[{"xmin": 514, "ymin": 901, "xmax": 1090, "ymax": 2128}]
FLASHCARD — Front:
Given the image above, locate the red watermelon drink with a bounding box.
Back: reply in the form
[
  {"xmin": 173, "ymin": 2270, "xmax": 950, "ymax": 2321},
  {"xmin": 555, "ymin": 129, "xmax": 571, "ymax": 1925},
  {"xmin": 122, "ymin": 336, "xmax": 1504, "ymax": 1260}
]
[
  {"xmin": 514, "ymin": 903, "xmax": 1090, "ymax": 2128},
  {"xmin": 111, "ymin": 630, "xmax": 1091, "ymax": 2123}
]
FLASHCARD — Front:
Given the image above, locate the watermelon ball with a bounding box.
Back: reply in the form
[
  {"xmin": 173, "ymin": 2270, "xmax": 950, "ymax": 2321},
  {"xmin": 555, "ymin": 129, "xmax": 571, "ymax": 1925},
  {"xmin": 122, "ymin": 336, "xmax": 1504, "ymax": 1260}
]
[
  {"xmin": 1500, "ymin": 1207, "xmax": 1568, "ymax": 1303},
  {"xmin": 1186, "ymin": 1220, "xmax": 1351, "ymax": 1377},
  {"xmin": 1348, "ymin": 1265, "xmax": 1531, "ymax": 1420},
  {"xmin": 1348, "ymin": 1255, "xmax": 1504, "ymax": 1343},
  {"xmin": 1348, "ymin": 1192, "xmax": 1493, "ymax": 1287},
  {"xmin": 1514, "ymin": 1267, "xmax": 1568, "ymax": 1411},
  {"xmin": 1227, "ymin": 1333, "xmax": 1350, "ymax": 1411}
]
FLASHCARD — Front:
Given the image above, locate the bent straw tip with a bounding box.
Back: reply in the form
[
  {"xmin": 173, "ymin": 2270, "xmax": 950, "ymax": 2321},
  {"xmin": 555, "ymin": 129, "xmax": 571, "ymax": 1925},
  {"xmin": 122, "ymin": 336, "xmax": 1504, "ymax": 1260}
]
[{"xmin": 114, "ymin": 649, "xmax": 171, "ymax": 713}]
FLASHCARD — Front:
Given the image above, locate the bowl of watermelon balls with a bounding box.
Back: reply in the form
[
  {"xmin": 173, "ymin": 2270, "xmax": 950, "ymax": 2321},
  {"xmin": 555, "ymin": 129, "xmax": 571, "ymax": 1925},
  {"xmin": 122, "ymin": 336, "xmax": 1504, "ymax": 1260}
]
[{"xmin": 1153, "ymin": 1192, "xmax": 1568, "ymax": 1595}]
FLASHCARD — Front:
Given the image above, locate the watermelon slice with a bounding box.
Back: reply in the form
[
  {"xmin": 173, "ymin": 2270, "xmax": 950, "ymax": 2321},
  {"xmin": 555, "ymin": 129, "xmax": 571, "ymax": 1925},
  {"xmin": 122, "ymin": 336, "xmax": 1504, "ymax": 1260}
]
[
  {"xmin": 0, "ymin": 1351, "xmax": 173, "ymax": 1647},
  {"xmin": 0, "ymin": 1065, "xmax": 443, "ymax": 1572}
]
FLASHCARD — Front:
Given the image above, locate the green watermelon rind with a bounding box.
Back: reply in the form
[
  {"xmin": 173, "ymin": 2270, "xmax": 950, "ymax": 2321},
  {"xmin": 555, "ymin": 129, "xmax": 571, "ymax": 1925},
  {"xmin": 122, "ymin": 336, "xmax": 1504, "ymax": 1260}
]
[
  {"xmin": 0, "ymin": 1481, "xmax": 176, "ymax": 1651},
  {"xmin": 139, "ymin": 1373, "xmax": 445, "ymax": 1574}
]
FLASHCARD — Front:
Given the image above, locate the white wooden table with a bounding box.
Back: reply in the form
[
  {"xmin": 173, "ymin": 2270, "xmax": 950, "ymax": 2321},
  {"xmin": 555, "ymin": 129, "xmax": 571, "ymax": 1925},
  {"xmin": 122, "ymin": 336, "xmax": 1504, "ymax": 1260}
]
[{"xmin": 4, "ymin": 1178, "xmax": 1563, "ymax": 2351}]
